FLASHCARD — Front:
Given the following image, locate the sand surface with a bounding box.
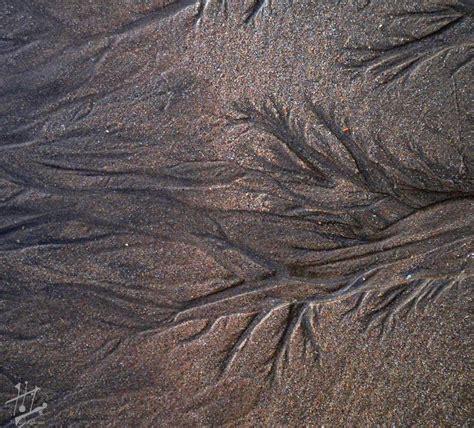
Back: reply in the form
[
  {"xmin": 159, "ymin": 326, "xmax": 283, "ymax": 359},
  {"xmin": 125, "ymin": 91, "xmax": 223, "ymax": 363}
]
[{"xmin": 0, "ymin": 0, "xmax": 473, "ymax": 426}]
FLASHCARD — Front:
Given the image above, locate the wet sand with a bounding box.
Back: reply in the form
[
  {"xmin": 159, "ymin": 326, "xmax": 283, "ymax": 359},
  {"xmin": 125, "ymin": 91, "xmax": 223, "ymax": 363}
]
[{"xmin": 0, "ymin": 0, "xmax": 473, "ymax": 426}]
